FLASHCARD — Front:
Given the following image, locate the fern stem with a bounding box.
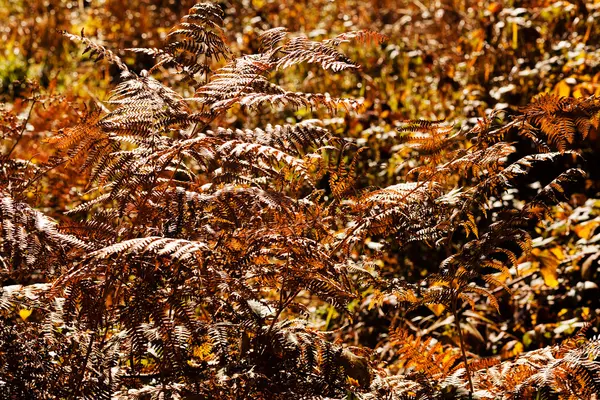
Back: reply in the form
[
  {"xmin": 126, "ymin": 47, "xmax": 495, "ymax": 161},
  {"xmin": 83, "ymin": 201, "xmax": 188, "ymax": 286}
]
[
  {"xmin": 452, "ymin": 296, "xmax": 474, "ymax": 398},
  {"xmin": 73, "ymin": 332, "xmax": 96, "ymax": 398},
  {"xmin": 6, "ymin": 99, "xmax": 36, "ymax": 159}
]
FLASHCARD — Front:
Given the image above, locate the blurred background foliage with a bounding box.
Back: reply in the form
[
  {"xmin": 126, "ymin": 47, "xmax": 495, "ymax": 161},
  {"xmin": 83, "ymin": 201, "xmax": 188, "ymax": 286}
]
[
  {"xmin": 3, "ymin": 0, "xmax": 600, "ymax": 379},
  {"xmin": 6, "ymin": 0, "xmax": 600, "ymax": 111}
]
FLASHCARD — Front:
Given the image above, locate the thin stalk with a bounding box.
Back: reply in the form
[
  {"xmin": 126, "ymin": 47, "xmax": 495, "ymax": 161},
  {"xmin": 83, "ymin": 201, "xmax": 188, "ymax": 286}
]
[
  {"xmin": 6, "ymin": 99, "xmax": 36, "ymax": 159},
  {"xmin": 452, "ymin": 295, "xmax": 474, "ymax": 398},
  {"xmin": 73, "ymin": 332, "xmax": 96, "ymax": 399}
]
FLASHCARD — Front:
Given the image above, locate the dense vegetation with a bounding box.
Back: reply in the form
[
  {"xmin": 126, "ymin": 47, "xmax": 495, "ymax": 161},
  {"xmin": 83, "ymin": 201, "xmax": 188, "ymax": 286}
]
[{"xmin": 2, "ymin": 1, "xmax": 600, "ymax": 399}]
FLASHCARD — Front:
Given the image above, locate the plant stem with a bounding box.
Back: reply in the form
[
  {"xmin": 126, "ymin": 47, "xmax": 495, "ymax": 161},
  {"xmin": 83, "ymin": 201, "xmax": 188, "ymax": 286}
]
[
  {"xmin": 452, "ymin": 296, "xmax": 474, "ymax": 398},
  {"xmin": 6, "ymin": 99, "xmax": 36, "ymax": 159}
]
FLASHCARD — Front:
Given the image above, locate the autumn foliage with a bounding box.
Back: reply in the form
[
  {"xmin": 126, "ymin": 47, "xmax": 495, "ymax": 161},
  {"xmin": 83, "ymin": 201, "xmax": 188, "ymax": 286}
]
[{"xmin": 2, "ymin": 1, "xmax": 600, "ymax": 399}]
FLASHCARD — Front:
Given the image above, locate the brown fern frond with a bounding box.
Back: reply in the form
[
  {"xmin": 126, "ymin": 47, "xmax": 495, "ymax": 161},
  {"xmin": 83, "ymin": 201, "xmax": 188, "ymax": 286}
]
[
  {"xmin": 329, "ymin": 147, "xmax": 366, "ymax": 201},
  {"xmin": 101, "ymin": 74, "xmax": 192, "ymax": 137},
  {"xmin": 397, "ymin": 119, "xmax": 455, "ymax": 164},
  {"xmin": 324, "ymin": 30, "xmax": 388, "ymax": 46},
  {"xmin": 519, "ymin": 94, "xmax": 600, "ymax": 152},
  {"xmin": 47, "ymin": 106, "xmax": 116, "ymax": 173},
  {"xmin": 258, "ymin": 27, "xmax": 288, "ymax": 53},
  {"xmin": 89, "ymin": 236, "xmax": 208, "ymax": 262},
  {"xmin": 217, "ymin": 140, "xmax": 313, "ymax": 187},
  {"xmin": 468, "ymin": 151, "xmax": 574, "ymax": 206},
  {"xmin": 338, "ymin": 181, "xmax": 445, "ymax": 252},
  {"xmin": 387, "ymin": 329, "xmax": 461, "ymax": 377},
  {"xmin": 60, "ymin": 29, "xmax": 130, "ymax": 74},
  {"xmin": 531, "ymin": 168, "xmax": 586, "ymax": 204},
  {"xmin": 192, "ymin": 53, "xmax": 277, "ymax": 108},
  {"xmin": 0, "ymin": 192, "xmax": 91, "ymax": 277},
  {"xmin": 276, "ymin": 36, "xmax": 360, "ymax": 72},
  {"xmin": 155, "ymin": 2, "xmax": 229, "ymax": 79},
  {"xmin": 443, "ymin": 142, "xmax": 516, "ymax": 178},
  {"xmin": 472, "ymin": 333, "xmax": 600, "ymax": 399},
  {"xmin": 194, "ymin": 53, "xmax": 362, "ymax": 113},
  {"xmin": 210, "ymin": 122, "xmax": 329, "ymax": 156}
]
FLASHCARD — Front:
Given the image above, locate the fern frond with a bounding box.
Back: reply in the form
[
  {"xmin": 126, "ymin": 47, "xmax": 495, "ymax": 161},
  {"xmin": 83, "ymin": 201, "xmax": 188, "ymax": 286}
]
[
  {"xmin": 0, "ymin": 193, "xmax": 91, "ymax": 276},
  {"xmin": 60, "ymin": 29, "xmax": 130, "ymax": 74},
  {"xmin": 324, "ymin": 30, "xmax": 388, "ymax": 46},
  {"xmin": 217, "ymin": 140, "xmax": 312, "ymax": 186},
  {"xmin": 397, "ymin": 119, "xmax": 455, "ymax": 163},
  {"xmin": 157, "ymin": 2, "xmax": 229, "ymax": 79},
  {"xmin": 258, "ymin": 27, "xmax": 288, "ymax": 53},
  {"xmin": 89, "ymin": 236, "xmax": 208, "ymax": 261},
  {"xmin": 194, "ymin": 54, "xmax": 362, "ymax": 113},
  {"xmin": 520, "ymin": 94, "xmax": 600, "ymax": 152},
  {"xmin": 209, "ymin": 122, "xmax": 329, "ymax": 156},
  {"xmin": 276, "ymin": 36, "xmax": 359, "ymax": 72}
]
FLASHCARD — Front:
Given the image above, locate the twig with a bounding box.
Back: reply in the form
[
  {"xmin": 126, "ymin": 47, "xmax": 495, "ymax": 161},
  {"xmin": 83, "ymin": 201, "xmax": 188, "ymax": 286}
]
[
  {"xmin": 452, "ymin": 295, "xmax": 474, "ymax": 398},
  {"xmin": 6, "ymin": 99, "xmax": 36, "ymax": 159}
]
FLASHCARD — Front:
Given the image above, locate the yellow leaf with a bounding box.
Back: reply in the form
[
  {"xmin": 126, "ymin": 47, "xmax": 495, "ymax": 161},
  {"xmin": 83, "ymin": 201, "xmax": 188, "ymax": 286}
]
[
  {"xmin": 346, "ymin": 377, "xmax": 360, "ymax": 387},
  {"xmin": 537, "ymin": 250, "xmax": 560, "ymax": 288},
  {"xmin": 428, "ymin": 303, "xmax": 446, "ymax": 316},
  {"xmin": 548, "ymin": 246, "xmax": 564, "ymax": 261},
  {"xmin": 554, "ymin": 80, "xmax": 571, "ymax": 97},
  {"xmin": 19, "ymin": 309, "xmax": 33, "ymax": 321},
  {"xmin": 368, "ymin": 290, "xmax": 384, "ymax": 310},
  {"xmin": 573, "ymin": 219, "xmax": 600, "ymax": 239},
  {"xmin": 464, "ymin": 214, "xmax": 478, "ymax": 238},
  {"xmin": 501, "ymin": 340, "xmax": 523, "ymax": 359},
  {"xmin": 540, "ymin": 263, "xmax": 559, "ymax": 288},
  {"xmin": 192, "ymin": 343, "xmax": 214, "ymax": 361},
  {"xmin": 488, "ymin": 2, "xmax": 502, "ymax": 13},
  {"xmin": 582, "ymin": 307, "xmax": 591, "ymax": 320},
  {"xmin": 558, "ymin": 308, "xmax": 569, "ymax": 317}
]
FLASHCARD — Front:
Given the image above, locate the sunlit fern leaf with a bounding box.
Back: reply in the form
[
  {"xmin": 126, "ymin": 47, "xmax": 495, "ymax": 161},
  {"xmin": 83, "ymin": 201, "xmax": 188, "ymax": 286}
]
[
  {"xmin": 324, "ymin": 30, "xmax": 388, "ymax": 46},
  {"xmin": 337, "ymin": 181, "xmax": 444, "ymax": 251},
  {"xmin": 443, "ymin": 142, "xmax": 516, "ymax": 178},
  {"xmin": 329, "ymin": 147, "xmax": 366, "ymax": 201},
  {"xmin": 276, "ymin": 36, "xmax": 359, "ymax": 72},
  {"xmin": 520, "ymin": 94, "xmax": 600, "ymax": 152},
  {"xmin": 462, "ymin": 285, "xmax": 499, "ymax": 313},
  {"xmin": 88, "ymin": 236, "xmax": 208, "ymax": 262},
  {"xmin": 60, "ymin": 29, "xmax": 131, "ymax": 74},
  {"xmin": 48, "ymin": 106, "xmax": 103, "ymax": 151},
  {"xmin": 47, "ymin": 106, "xmax": 117, "ymax": 173},
  {"xmin": 208, "ymin": 122, "xmax": 329, "ymax": 156},
  {"xmin": 366, "ymin": 373, "xmax": 434, "ymax": 399},
  {"xmin": 231, "ymin": 91, "xmax": 363, "ymax": 113},
  {"xmin": 397, "ymin": 119, "xmax": 455, "ymax": 164},
  {"xmin": 180, "ymin": 185, "xmax": 298, "ymax": 228},
  {"xmin": 0, "ymin": 193, "xmax": 91, "ymax": 275},
  {"xmin": 192, "ymin": 53, "xmax": 276, "ymax": 107},
  {"xmin": 362, "ymin": 182, "xmax": 440, "ymax": 205},
  {"xmin": 472, "ymin": 334, "xmax": 600, "ymax": 399},
  {"xmin": 133, "ymin": 2, "xmax": 230, "ymax": 79},
  {"xmin": 374, "ymin": 329, "xmax": 600, "ymax": 399},
  {"xmin": 258, "ymin": 27, "xmax": 288, "ymax": 53},
  {"xmin": 468, "ymin": 151, "xmax": 574, "ymax": 208},
  {"xmin": 100, "ymin": 75, "xmax": 193, "ymax": 137},
  {"xmin": 387, "ymin": 329, "xmax": 461, "ymax": 377},
  {"xmin": 532, "ymin": 168, "xmax": 586, "ymax": 204},
  {"xmin": 194, "ymin": 39, "xmax": 364, "ymax": 113},
  {"xmin": 195, "ymin": 60, "xmax": 362, "ymax": 113},
  {"xmin": 217, "ymin": 140, "xmax": 313, "ymax": 186}
]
